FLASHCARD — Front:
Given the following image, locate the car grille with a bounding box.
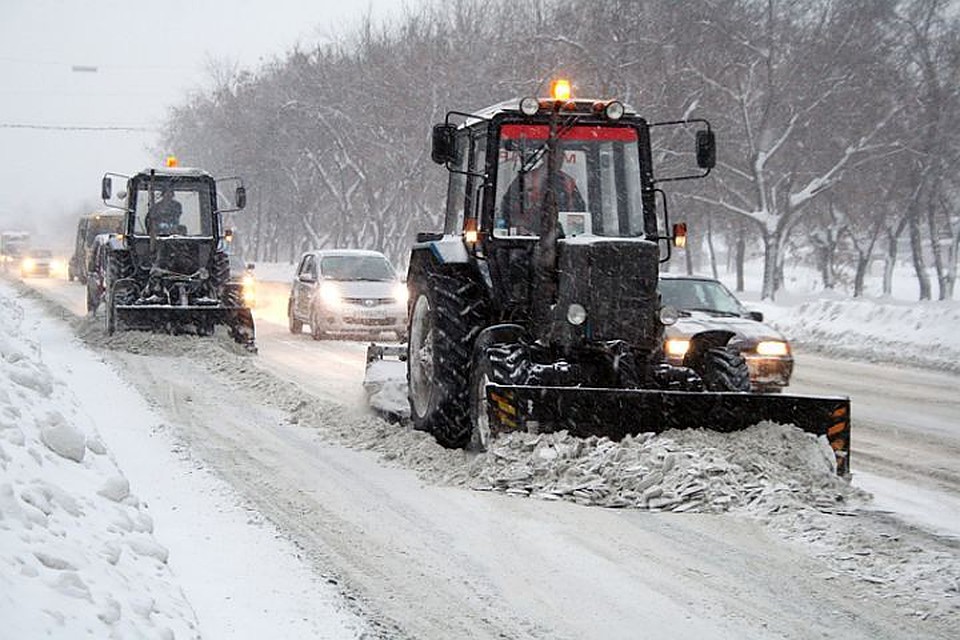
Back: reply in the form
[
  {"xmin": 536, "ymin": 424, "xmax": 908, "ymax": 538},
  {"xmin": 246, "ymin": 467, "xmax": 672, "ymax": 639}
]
[
  {"xmin": 344, "ymin": 317, "xmax": 397, "ymax": 326},
  {"xmin": 343, "ymin": 297, "xmax": 396, "ymax": 307}
]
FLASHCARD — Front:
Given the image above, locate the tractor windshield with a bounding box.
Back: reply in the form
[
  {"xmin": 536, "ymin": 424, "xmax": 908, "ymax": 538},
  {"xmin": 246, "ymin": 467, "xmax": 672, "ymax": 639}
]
[
  {"xmin": 494, "ymin": 123, "xmax": 645, "ymax": 239},
  {"xmin": 132, "ymin": 180, "xmax": 214, "ymax": 237}
]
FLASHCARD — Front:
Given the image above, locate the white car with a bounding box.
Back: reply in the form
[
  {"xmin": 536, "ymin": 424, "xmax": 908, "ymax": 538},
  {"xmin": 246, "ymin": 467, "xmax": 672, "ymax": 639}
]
[{"xmin": 287, "ymin": 249, "xmax": 408, "ymax": 341}]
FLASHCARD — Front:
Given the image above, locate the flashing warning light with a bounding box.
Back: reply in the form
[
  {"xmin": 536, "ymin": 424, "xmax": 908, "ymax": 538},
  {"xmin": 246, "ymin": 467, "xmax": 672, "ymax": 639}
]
[
  {"xmin": 165, "ymin": 155, "xmax": 178, "ymax": 168},
  {"xmin": 551, "ymin": 79, "xmax": 571, "ymax": 101},
  {"xmin": 673, "ymin": 222, "xmax": 688, "ymax": 249},
  {"xmin": 463, "ymin": 217, "xmax": 479, "ymax": 245}
]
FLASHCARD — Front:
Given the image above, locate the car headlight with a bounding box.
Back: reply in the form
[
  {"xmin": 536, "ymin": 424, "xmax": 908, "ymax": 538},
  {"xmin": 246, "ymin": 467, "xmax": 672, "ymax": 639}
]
[
  {"xmin": 665, "ymin": 338, "xmax": 690, "ymax": 357},
  {"xmin": 241, "ymin": 274, "xmax": 256, "ymax": 306},
  {"xmin": 21, "ymin": 258, "xmax": 35, "ymax": 272},
  {"xmin": 756, "ymin": 340, "xmax": 789, "ymax": 356},
  {"xmin": 319, "ymin": 282, "xmax": 342, "ymax": 308},
  {"xmin": 393, "ymin": 282, "xmax": 409, "ymax": 306}
]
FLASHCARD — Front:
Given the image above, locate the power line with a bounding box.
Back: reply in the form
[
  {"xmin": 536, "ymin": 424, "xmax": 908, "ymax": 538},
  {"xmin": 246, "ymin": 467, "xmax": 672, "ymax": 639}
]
[{"xmin": 0, "ymin": 123, "xmax": 159, "ymax": 132}]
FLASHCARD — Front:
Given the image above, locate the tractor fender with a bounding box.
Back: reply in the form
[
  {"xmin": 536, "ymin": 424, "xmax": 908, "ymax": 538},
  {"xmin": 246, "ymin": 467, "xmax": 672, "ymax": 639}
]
[
  {"xmin": 105, "ymin": 233, "xmax": 127, "ymax": 251},
  {"xmin": 474, "ymin": 324, "xmax": 526, "ymax": 354},
  {"xmin": 412, "ymin": 234, "xmax": 470, "ymax": 265}
]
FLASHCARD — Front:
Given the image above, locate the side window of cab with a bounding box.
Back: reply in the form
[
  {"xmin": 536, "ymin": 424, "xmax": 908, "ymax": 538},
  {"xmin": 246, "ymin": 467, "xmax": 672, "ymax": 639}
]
[{"xmin": 442, "ymin": 124, "xmax": 488, "ymax": 235}]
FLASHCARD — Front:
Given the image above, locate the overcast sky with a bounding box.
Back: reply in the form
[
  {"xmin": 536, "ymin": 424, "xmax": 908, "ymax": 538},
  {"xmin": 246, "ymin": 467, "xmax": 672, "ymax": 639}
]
[{"xmin": 0, "ymin": 0, "xmax": 406, "ymax": 247}]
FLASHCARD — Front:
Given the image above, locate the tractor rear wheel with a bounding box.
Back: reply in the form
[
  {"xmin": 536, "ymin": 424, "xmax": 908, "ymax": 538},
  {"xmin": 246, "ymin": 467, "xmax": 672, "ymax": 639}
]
[
  {"xmin": 408, "ymin": 270, "xmax": 486, "ymax": 448},
  {"xmin": 700, "ymin": 347, "xmax": 751, "ymax": 392}
]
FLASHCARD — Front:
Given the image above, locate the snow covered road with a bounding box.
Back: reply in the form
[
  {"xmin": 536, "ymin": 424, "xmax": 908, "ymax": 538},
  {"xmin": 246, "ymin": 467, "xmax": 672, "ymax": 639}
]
[{"xmin": 8, "ymin": 275, "xmax": 960, "ymax": 639}]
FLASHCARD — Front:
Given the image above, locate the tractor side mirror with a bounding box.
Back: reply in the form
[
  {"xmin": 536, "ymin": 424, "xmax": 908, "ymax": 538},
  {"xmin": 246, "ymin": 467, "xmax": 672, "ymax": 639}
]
[
  {"xmin": 696, "ymin": 130, "xmax": 716, "ymax": 169},
  {"xmin": 431, "ymin": 123, "xmax": 458, "ymax": 165},
  {"xmin": 101, "ymin": 176, "xmax": 112, "ymax": 200},
  {"xmin": 299, "ymin": 272, "xmax": 316, "ymax": 284},
  {"xmin": 235, "ymin": 186, "xmax": 247, "ymax": 209}
]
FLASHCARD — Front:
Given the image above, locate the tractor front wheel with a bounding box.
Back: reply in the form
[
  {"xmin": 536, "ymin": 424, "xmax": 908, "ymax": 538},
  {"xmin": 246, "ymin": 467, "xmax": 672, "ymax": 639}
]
[{"xmin": 700, "ymin": 347, "xmax": 751, "ymax": 392}]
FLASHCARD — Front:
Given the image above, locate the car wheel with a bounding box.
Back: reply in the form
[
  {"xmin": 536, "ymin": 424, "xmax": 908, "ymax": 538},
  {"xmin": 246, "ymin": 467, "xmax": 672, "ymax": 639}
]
[
  {"xmin": 288, "ymin": 300, "xmax": 303, "ymax": 334},
  {"xmin": 310, "ymin": 310, "xmax": 325, "ymax": 340}
]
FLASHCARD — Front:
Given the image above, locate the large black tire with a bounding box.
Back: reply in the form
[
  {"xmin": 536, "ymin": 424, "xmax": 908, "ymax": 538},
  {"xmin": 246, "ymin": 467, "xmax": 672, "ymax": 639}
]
[
  {"xmin": 288, "ymin": 300, "xmax": 303, "ymax": 334},
  {"xmin": 103, "ymin": 251, "xmax": 135, "ymax": 336},
  {"xmin": 408, "ymin": 270, "xmax": 487, "ymax": 449},
  {"xmin": 468, "ymin": 341, "xmax": 526, "ymax": 452},
  {"xmin": 700, "ymin": 346, "xmax": 751, "ymax": 391},
  {"xmin": 86, "ymin": 279, "xmax": 100, "ymax": 316}
]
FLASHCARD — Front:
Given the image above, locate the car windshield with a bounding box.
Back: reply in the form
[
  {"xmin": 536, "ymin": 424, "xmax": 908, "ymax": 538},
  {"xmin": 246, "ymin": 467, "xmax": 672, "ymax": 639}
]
[
  {"xmin": 320, "ymin": 255, "xmax": 395, "ymax": 281},
  {"xmin": 659, "ymin": 278, "xmax": 745, "ymax": 316},
  {"xmin": 29, "ymin": 249, "xmax": 52, "ymax": 258}
]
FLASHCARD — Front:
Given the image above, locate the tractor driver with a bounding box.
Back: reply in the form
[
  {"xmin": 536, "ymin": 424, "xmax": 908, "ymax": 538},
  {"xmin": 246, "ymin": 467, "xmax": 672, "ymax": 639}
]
[
  {"xmin": 145, "ymin": 187, "xmax": 183, "ymax": 235},
  {"xmin": 500, "ymin": 149, "xmax": 585, "ymax": 235}
]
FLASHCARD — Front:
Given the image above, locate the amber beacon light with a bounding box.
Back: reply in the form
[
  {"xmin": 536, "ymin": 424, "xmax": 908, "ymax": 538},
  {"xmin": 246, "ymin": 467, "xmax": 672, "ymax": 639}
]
[{"xmin": 551, "ymin": 79, "xmax": 571, "ymax": 101}]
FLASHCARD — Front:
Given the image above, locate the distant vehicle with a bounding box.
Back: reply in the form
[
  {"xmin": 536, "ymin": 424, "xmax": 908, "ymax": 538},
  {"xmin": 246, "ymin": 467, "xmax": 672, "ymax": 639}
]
[
  {"xmin": 659, "ymin": 274, "xmax": 794, "ymax": 393},
  {"xmin": 1, "ymin": 230, "xmax": 30, "ymax": 273},
  {"xmin": 69, "ymin": 212, "xmax": 125, "ymax": 283},
  {"xmin": 96, "ymin": 159, "xmax": 255, "ymax": 349},
  {"xmin": 19, "ymin": 248, "xmax": 55, "ymax": 278},
  {"xmin": 287, "ymin": 249, "xmax": 407, "ymax": 341}
]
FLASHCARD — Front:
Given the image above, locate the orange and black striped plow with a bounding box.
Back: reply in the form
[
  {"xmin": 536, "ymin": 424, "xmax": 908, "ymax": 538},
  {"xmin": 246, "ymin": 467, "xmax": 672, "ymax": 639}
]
[{"xmin": 485, "ymin": 385, "xmax": 851, "ymax": 476}]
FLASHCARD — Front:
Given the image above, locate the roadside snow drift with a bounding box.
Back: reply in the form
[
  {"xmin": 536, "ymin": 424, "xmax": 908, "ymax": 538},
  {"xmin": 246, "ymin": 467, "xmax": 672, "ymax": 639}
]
[{"xmin": 0, "ymin": 295, "xmax": 198, "ymax": 639}]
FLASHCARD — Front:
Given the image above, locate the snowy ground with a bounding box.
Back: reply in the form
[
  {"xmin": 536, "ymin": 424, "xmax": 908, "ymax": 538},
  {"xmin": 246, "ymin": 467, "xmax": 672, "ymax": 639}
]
[
  {"xmin": 3, "ymin": 262, "xmax": 960, "ymax": 638},
  {"xmin": 0, "ymin": 279, "xmax": 368, "ymax": 639}
]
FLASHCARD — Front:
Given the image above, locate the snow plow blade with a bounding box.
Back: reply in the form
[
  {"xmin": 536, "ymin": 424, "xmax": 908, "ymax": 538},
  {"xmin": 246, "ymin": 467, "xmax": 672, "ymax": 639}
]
[
  {"xmin": 363, "ymin": 343, "xmax": 409, "ymax": 421},
  {"xmin": 485, "ymin": 385, "xmax": 851, "ymax": 476},
  {"xmin": 113, "ymin": 304, "xmax": 257, "ymax": 350}
]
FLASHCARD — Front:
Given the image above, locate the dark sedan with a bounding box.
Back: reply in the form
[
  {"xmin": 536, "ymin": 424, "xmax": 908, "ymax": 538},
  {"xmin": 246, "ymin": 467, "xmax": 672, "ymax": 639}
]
[{"xmin": 659, "ymin": 275, "xmax": 793, "ymax": 393}]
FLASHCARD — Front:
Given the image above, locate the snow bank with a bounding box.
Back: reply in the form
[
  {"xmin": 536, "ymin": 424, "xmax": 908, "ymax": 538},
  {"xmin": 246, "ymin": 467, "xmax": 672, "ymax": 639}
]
[
  {"xmin": 0, "ymin": 295, "xmax": 199, "ymax": 639},
  {"xmin": 761, "ymin": 296, "xmax": 960, "ymax": 373}
]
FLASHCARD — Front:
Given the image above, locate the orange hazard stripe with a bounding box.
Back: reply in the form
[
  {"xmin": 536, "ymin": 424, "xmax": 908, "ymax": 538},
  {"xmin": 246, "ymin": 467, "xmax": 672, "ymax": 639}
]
[
  {"xmin": 827, "ymin": 422, "xmax": 848, "ymax": 436},
  {"xmin": 491, "ymin": 393, "xmax": 517, "ymax": 417}
]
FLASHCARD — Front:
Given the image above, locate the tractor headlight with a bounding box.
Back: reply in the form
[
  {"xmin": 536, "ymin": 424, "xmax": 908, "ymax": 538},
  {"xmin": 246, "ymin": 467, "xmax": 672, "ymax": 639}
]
[
  {"xmin": 604, "ymin": 101, "xmax": 625, "ymax": 120},
  {"xmin": 520, "ymin": 97, "xmax": 540, "ymax": 116},
  {"xmin": 665, "ymin": 338, "xmax": 690, "ymax": 357},
  {"xmin": 393, "ymin": 282, "xmax": 409, "ymax": 306},
  {"xmin": 566, "ymin": 303, "xmax": 587, "ymax": 325},
  {"xmin": 319, "ymin": 282, "xmax": 342, "ymax": 309},
  {"xmin": 756, "ymin": 340, "xmax": 789, "ymax": 357},
  {"xmin": 659, "ymin": 305, "xmax": 680, "ymax": 326}
]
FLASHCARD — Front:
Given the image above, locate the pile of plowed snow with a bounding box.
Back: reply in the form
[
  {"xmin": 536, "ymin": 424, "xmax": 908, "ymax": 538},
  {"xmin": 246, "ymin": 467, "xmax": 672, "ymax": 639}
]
[
  {"xmin": 464, "ymin": 424, "xmax": 857, "ymax": 514},
  {"xmin": 0, "ymin": 294, "xmax": 198, "ymax": 639}
]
